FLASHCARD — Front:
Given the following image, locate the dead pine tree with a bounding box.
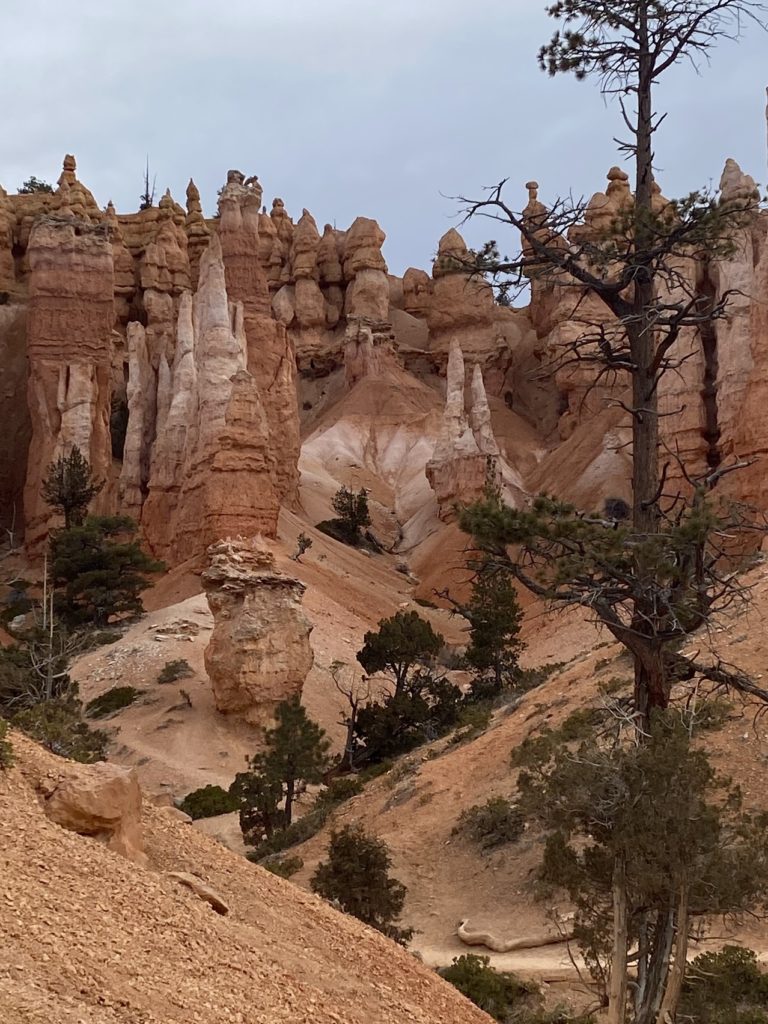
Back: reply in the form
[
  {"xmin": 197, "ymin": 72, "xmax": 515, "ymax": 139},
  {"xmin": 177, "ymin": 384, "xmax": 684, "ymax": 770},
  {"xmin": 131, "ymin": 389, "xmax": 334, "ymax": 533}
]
[
  {"xmin": 454, "ymin": 3, "xmax": 768, "ymax": 1022},
  {"xmin": 329, "ymin": 660, "xmax": 371, "ymax": 772}
]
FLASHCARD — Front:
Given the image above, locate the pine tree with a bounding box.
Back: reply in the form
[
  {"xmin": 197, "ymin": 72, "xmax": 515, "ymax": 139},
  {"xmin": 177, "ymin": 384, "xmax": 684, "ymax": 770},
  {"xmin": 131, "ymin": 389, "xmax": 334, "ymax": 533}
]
[
  {"xmin": 311, "ymin": 824, "xmax": 413, "ymax": 944},
  {"xmin": 513, "ymin": 711, "xmax": 768, "ymax": 1023},
  {"xmin": 331, "ymin": 486, "xmax": 371, "ymax": 543},
  {"xmin": 463, "ymin": 559, "xmax": 525, "ymax": 692},
  {"xmin": 250, "ymin": 698, "xmax": 330, "ymax": 826},
  {"xmin": 51, "ymin": 515, "xmax": 163, "ymax": 626},
  {"xmin": 41, "ymin": 446, "xmax": 103, "ymax": 529},
  {"xmin": 229, "ymin": 771, "xmax": 285, "ymax": 841},
  {"xmin": 357, "ymin": 610, "xmax": 443, "ymax": 697}
]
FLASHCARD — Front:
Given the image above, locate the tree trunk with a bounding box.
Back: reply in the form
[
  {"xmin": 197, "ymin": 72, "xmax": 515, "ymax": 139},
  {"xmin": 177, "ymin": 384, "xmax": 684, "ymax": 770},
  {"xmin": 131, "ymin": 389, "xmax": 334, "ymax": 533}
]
[
  {"xmin": 630, "ymin": 0, "xmax": 664, "ymax": 733},
  {"xmin": 637, "ymin": 908, "xmax": 675, "ymax": 1024},
  {"xmin": 284, "ymin": 777, "xmax": 295, "ymax": 826},
  {"xmin": 657, "ymin": 882, "xmax": 690, "ymax": 1023},
  {"xmin": 607, "ymin": 856, "xmax": 629, "ymax": 1024}
]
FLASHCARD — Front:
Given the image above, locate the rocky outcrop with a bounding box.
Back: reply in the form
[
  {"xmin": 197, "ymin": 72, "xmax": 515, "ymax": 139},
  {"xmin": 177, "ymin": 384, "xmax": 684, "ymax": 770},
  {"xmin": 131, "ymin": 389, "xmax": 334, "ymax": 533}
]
[
  {"xmin": 426, "ymin": 340, "xmax": 501, "ymax": 519},
  {"xmin": 343, "ymin": 316, "xmax": 399, "ymax": 386},
  {"xmin": 22, "ymin": 216, "xmax": 114, "ymax": 548},
  {"xmin": 40, "ymin": 761, "xmax": 147, "ymax": 867},
  {"xmin": 218, "ymin": 173, "xmax": 301, "ymax": 510},
  {"xmin": 457, "ymin": 915, "xmax": 574, "ymax": 953},
  {"xmin": 167, "ymin": 872, "xmax": 229, "ymax": 915},
  {"xmin": 201, "ymin": 537, "xmax": 314, "ymax": 727},
  {"xmin": 343, "ymin": 216, "xmax": 389, "ymax": 321},
  {"xmin": 0, "ymin": 305, "xmax": 31, "ymax": 539},
  {"xmin": 705, "ymin": 160, "xmax": 768, "ymax": 509}
]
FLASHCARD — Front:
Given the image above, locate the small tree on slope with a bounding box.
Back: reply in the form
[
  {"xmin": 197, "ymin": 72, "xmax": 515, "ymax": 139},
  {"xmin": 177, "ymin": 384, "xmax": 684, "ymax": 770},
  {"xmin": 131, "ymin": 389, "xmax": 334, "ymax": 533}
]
[
  {"xmin": 311, "ymin": 824, "xmax": 413, "ymax": 945},
  {"xmin": 241, "ymin": 698, "xmax": 330, "ymax": 828}
]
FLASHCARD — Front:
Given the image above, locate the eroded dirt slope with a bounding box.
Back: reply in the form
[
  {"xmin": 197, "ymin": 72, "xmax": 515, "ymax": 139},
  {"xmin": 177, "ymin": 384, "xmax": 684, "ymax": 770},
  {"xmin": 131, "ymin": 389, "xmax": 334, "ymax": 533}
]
[{"xmin": 0, "ymin": 733, "xmax": 490, "ymax": 1024}]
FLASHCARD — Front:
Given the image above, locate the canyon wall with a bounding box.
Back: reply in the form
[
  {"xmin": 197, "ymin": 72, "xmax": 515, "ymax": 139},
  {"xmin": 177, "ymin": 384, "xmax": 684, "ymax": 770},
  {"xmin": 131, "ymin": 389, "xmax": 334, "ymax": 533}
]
[{"xmin": 2, "ymin": 151, "xmax": 767, "ymax": 566}]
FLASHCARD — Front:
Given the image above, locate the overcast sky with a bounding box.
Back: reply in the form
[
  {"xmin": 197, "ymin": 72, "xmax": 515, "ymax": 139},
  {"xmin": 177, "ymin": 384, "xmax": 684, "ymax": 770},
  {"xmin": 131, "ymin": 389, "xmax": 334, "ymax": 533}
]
[{"xmin": 2, "ymin": 1, "xmax": 765, "ymax": 274}]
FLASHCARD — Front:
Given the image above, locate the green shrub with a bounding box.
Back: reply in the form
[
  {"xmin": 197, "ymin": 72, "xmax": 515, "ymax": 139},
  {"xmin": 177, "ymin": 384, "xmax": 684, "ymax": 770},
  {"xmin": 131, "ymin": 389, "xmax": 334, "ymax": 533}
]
[
  {"xmin": 681, "ymin": 946, "xmax": 768, "ymax": 1024},
  {"xmin": 85, "ymin": 685, "xmax": 143, "ymax": 719},
  {"xmin": 0, "ymin": 593, "xmax": 33, "ymax": 625},
  {"xmin": 0, "ymin": 719, "xmax": 13, "ymax": 769},
  {"xmin": 597, "ymin": 676, "xmax": 628, "ymax": 696},
  {"xmin": 450, "ymin": 702, "xmax": 493, "ymax": 745},
  {"xmin": 51, "ymin": 514, "xmax": 163, "ymax": 627},
  {"xmin": 454, "ymin": 796, "xmax": 525, "ymax": 849},
  {"xmin": 514, "ymin": 662, "xmax": 568, "ymax": 693},
  {"xmin": 356, "ymin": 759, "xmax": 393, "ymax": 783},
  {"xmin": 13, "ymin": 698, "xmax": 108, "ymax": 763},
  {"xmin": 439, "ymin": 955, "xmax": 537, "ymax": 1021},
  {"xmin": 248, "ymin": 807, "xmax": 330, "ymax": 860},
  {"xmin": 87, "ymin": 629, "xmax": 123, "ymax": 647},
  {"xmin": 157, "ymin": 659, "xmax": 193, "ymax": 684},
  {"xmin": 314, "ymin": 775, "xmax": 364, "ymax": 809},
  {"xmin": 558, "ymin": 707, "xmax": 603, "ymax": 742},
  {"xmin": 259, "ymin": 854, "xmax": 304, "ymax": 878},
  {"xmin": 179, "ymin": 784, "xmax": 238, "ymax": 820}
]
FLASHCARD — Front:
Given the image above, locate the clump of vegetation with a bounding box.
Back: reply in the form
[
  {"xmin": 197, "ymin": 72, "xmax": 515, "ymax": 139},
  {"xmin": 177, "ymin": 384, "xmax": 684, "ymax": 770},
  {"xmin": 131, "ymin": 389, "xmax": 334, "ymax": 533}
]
[
  {"xmin": 0, "ymin": 583, "xmax": 33, "ymax": 626},
  {"xmin": 454, "ymin": 796, "xmax": 525, "ymax": 849},
  {"xmin": 13, "ymin": 698, "xmax": 108, "ymax": 763},
  {"xmin": 157, "ymin": 659, "xmax": 193, "ymax": 684},
  {"xmin": 0, "ymin": 719, "xmax": 14, "ymax": 769},
  {"xmin": 85, "ymin": 685, "xmax": 143, "ymax": 719},
  {"xmin": 179, "ymin": 784, "xmax": 238, "ymax": 820},
  {"xmin": 349, "ymin": 610, "xmax": 465, "ymax": 763},
  {"xmin": 450, "ymin": 702, "xmax": 493, "ymax": 745},
  {"xmin": 439, "ymin": 955, "xmax": 538, "ymax": 1022},
  {"xmin": 18, "ymin": 176, "xmax": 54, "ymax": 194},
  {"xmin": 243, "ymin": 767, "xmax": 364, "ymax": 859},
  {"xmin": 87, "ymin": 629, "xmax": 123, "ymax": 648},
  {"xmin": 515, "ymin": 712, "xmax": 768, "ymax": 1017},
  {"xmin": 681, "ymin": 946, "xmax": 768, "ymax": 1024},
  {"xmin": 291, "ymin": 532, "xmax": 313, "ymax": 562},
  {"xmin": 247, "ymin": 807, "xmax": 328, "ymax": 859},
  {"xmin": 462, "ymin": 556, "xmax": 525, "ymax": 691},
  {"xmin": 316, "ymin": 486, "xmax": 373, "ymax": 547},
  {"xmin": 311, "ymin": 823, "xmax": 413, "ymax": 944},
  {"xmin": 314, "ymin": 775, "xmax": 363, "ymax": 809},
  {"xmin": 258, "ymin": 854, "xmax": 304, "ymax": 879},
  {"xmin": 357, "ymin": 610, "xmax": 443, "ymax": 696}
]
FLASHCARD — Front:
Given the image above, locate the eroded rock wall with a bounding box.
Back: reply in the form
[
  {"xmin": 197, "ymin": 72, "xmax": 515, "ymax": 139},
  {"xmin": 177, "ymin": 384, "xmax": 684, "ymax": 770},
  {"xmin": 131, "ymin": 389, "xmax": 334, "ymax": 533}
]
[{"xmin": 23, "ymin": 217, "xmax": 114, "ymax": 548}]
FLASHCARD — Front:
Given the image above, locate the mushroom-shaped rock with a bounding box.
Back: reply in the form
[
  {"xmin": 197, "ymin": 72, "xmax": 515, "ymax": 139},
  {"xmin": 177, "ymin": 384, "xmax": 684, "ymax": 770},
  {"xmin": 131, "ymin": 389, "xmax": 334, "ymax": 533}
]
[{"xmin": 202, "ymin": 537, "xmax": 314, "ymax": 727}]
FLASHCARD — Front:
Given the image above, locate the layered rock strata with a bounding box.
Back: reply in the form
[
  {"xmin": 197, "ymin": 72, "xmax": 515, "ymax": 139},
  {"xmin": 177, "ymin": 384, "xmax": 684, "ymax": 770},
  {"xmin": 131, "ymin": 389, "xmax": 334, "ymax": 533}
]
[
  {"xmin": 23, "ymin": 216, "xmax": 114, "ymax": 548},
  {"xmin": 201, "ymin": 537, "xmax": 314, "ymax": 728}
]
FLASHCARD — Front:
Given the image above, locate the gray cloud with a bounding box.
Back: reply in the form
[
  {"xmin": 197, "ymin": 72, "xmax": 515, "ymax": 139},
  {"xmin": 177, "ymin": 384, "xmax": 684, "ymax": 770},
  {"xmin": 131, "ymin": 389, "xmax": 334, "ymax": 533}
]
[{"xmin": 1, "ymin": 0, "xmax": 765, "ymax": 274}]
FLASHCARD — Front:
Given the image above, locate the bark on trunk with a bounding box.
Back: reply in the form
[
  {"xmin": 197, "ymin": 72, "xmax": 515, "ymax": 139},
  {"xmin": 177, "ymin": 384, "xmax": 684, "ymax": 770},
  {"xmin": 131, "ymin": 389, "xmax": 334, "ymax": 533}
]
[
  {"xmin": 607, "ymin": 857, "xmax": 629, "ymax": 1024},
  {"xmin": 657, "ymin": 883, "xmax": 690, "ymax": 1023}
]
